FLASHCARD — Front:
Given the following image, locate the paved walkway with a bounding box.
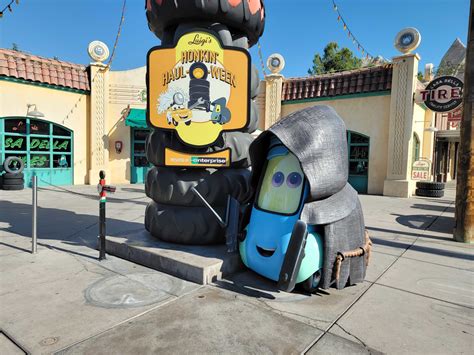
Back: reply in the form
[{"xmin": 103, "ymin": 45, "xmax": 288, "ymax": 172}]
[{"xmin": 0, "ymin": 182, "xmax": 473, "ymax": 354}]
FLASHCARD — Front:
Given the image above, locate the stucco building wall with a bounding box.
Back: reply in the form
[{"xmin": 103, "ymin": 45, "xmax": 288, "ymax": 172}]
[
  {"xmin": 107, "ymin": 66, "xmax": 147, "ymax": 184},
  {"xmin": 0, "ymin": 80, "xmax": 90, "ymax": 184},
  {"xmin": 281, "ymin": 94, "xmax": 391, "ymax": 195}
]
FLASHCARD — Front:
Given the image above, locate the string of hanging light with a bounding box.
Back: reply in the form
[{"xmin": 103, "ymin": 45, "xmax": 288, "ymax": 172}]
[
  {"xmin": 331, "ymin": 0, "xmax": 374, "ymax": 60},
  {"xmin": 0, "ymin": 0, "xmax": 19, "ymax": 18},
  {"xmin": 63, "ymin": 0, "xmax": 127, "ymax": 125}
]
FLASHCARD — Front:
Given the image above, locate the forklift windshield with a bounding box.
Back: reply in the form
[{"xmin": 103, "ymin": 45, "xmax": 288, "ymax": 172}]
[{"xmin": 257, "ymin": 146, "xmax": 305, "ymax": 215}]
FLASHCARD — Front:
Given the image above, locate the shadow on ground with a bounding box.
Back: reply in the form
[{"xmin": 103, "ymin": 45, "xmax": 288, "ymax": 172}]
[
  {"xmin": 393, "ymin": 214, "xmax": 454, "ymax": 234},
  {"xmin": 410, "ymin": 203, "xmax": 455, "ymax": 213},
  {"xmin": 370, "ymin": 237, "xmax": 473, "ymax": 261},
  {"xmin": 0, "ymin": 200, "xmax": 144, "ymax": 249},
  {"xmin": 37, "ymin": 186, "xmax": 148, "ymax": 205}
]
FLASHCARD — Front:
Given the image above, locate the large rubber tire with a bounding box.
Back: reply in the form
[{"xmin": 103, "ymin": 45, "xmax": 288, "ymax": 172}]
[
  {"xmin": 2, "ymin": 184, "xmax": 24, "ymax": 191},
  {"xmin": 415, "ymin": 188, "xmax": 445, "ymax": 198},
  {"xmin": 147, "ymin": 1, "xmax": 265, "ymax": 48},
  {"xmin": 145, "ymin": 202, "xmax": 225, "ymax": 245},
  {"xmin": 160, "ymin": 28, "xmax": 175, "ymax": 46},
  {"xmin": 232, "ymin": 33, "xmax": 249, "ymax": 49},
  {"xmin": 2, "ymin": 178, "xmax": 24, "ymax": 186},
  {"xmin": 146, "ymin": 166, "xmax": 251, "ymax": 207},
  {"xmin": 299, "ymin": 270, "xmax": 322, "ymax": 294},
  {"xmin": 146, "ymin": 130, "xmax": 253, "ymax": 168},
  {"xmin": 2, "ymin": 172, "xmax": 24, "ymax": 179},
  {"xmin": 3, "ymin": 156, "xmax": 25, "ymax": 174},
  {"xmin": 416, "ymin": 181, "xmax": 445, "ymax": 190},
  {"xmin": 250, "ymin": 64, "xmax": 260, "ymax": 99}
]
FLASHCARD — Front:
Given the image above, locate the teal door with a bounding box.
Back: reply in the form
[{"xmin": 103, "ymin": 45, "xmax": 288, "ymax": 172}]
[
  {"xmin": 347, "ymin": 131, "xmax": 369, "ymax": 194},
  {"xmin": 131, "ymin": 128, "xmax": 151, "ymax": 184},
  {"xmin": 0, "ymin": 117, "xmax": 73, "ymax": 187}
]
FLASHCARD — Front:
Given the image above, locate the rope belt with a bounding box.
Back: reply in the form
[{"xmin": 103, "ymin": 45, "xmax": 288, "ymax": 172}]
[{"xmin": 334, "ymin": 230, "xmax": 372, "ymax": 283}]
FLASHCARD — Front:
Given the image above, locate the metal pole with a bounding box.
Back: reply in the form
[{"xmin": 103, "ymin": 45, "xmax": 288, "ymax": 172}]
[
  {"xmin": 454, "ymin": 2, "xmax": 474, "ymax": 243},
  {"xmin": 99, "ymin": 200, "xmax": 106, "ymax": 260},
  {"xmin": 32, "ymin": 175, "xmax": 37, "ymax": 254},
  {"xmin": 190, "ymin": 186, "xmax": 226, "ymax": 227}
]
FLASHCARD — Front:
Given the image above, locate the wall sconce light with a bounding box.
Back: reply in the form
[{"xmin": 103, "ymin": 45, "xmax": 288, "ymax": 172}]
[
  {"xmin": 115, "ymin": 141, "xmax": 123, "ymax": 154},
  {"xmin": 26, "ymin": 104, "xmax": 44, "ymax": 118}
]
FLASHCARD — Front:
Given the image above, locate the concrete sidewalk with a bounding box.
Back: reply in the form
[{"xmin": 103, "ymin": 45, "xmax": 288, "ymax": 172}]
[{"xmin": 1, "ymin": 182, "xmax": 473, "ymax": 354}]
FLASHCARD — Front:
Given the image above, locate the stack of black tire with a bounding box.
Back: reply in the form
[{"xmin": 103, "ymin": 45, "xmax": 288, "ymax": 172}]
[
  {"xmin": 144, "ymin": 2, "xmax": 265, "ymax": 245},
  {"xmin": 415, "ymin": 181, "xmax": 445, "ymax": 198},
  {"xmin": 1, "ymin": 156, "xmax": 25, "ymax": 191}
]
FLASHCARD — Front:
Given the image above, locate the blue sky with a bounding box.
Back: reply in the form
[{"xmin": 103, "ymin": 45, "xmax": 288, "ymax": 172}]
[{"xmin": 0, "ymin": 0, "xmax": 470, "ymax": 78}]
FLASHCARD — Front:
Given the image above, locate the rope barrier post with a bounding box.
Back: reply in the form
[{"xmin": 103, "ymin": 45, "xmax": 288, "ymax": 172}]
[
  {"xmin": 31, "ymin": 175, "xmax": 38, "ymax": 254},
  {"xmin": 97, "ymin": 170, "xmax": 116, "ymax": 261},
  {"xmin": 98, "ymin": 171, "xmax": 107, "ymax": 260}
]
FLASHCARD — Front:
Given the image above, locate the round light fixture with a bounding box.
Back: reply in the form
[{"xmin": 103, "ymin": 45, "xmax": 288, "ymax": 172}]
[
  {"xmin": 267, "ymin": 53, "xmax": 285, "ymax": 74},
  {"xmin": 394, "ymin": 28, "xmax": 421, "ymax": 54},
  {"xmin": 88, "ymin": 41, "xmax": 110, "ymax": 63}
]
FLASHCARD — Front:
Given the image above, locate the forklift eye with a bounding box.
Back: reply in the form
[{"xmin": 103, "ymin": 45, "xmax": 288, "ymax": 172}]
[
  {"xmin": 286, "ymin": 172, "xmax": 302, "ymax": 188},
  {"xmin": 272, "ymin": 171, "xmax": 284, "ymax": 187}
]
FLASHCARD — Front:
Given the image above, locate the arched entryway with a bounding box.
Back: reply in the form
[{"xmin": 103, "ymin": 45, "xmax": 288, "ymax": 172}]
[
  {"xmin": 347, "ymin": 131, "xmax": 369, "ymax": 194},
  {"xmin": 0, "ymin": 117, "xmax": 73, "ymax": 187}
]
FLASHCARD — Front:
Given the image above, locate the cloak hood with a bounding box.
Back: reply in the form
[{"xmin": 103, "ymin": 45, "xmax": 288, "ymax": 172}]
[{"xmin": 249, "ymin": 105, "xmax": 356, "ymax": 224}]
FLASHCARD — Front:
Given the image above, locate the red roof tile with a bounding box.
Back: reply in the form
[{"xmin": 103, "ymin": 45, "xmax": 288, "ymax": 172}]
[
  {"xmin": 0, "ymin": 48, "xmax": 90, "ymax": 91},
  {"xmin": 282, "ymin": 65, "xmax": 393, "ymax": 102}
]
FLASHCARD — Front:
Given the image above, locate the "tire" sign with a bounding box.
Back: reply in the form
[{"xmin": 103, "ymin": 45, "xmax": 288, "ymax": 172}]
[{"xmin": 419, "ymin": 76, "xmax": 463, "ymax": 113}]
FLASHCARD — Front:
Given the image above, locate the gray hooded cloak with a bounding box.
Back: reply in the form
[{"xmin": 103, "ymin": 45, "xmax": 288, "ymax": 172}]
[{"xmin": 248, "ymin": 105, "xmax": 367, "ymax": 289}]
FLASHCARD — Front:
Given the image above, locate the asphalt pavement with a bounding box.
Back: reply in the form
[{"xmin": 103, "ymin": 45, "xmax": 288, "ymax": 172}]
[{"xmin": 0, "ymin": 182, "xmax": 473, "ymax": 354}]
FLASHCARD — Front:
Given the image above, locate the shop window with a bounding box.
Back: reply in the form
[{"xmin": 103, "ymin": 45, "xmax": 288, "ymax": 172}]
[
  {"xmin": 30, "ymin": 137, "xmax": 50, "ymax": 151},
  {"xmin": 53, "ymin": 125, "xmax": 72, "ymax": 137},
  {"xmin": 347, "ymin": 131, "xmax": 370, "ymax": 194},
  {"xmin": 134, "ymin": 156, "xmax": 149, "ymax": 167},
  {"xmin": 52, "ymin": 138, "xmax": 71, "ymax": 151},
  {"xmin": 349, "ymin": 146, "xmax": 369, "ymax": 160},
  {"xmin": 30, "ymin": 154, "xmax": 50, "ymax": 168},
  {"xmin": 5, "ymin": 153, "xmax": 27, "ymax": 168},
  {"xmin": 5, "ymin": 118, "xmax": 27, "ymax": 133},
  {"xmin": 134, "ymin": 142, "xmax": 146, "ymax": 155},
  {"xmin": 30, "ymin": 120, "xmax": 50, "ymax": 135},
  {"xmin": 349, "ymin": 134, "xmax": 369, "ymax": 144},
  {"xmin": 53, "ymin": 154, "xmax": 71, "ymax": 168},
  {"xmin": 349, "ymin": 161, "xmax": 368, "ymax": 175},
  {"xmin": 4, "ymin": 135, "xmax": 27, "ymax": 151},
  {"xmin": 133, "ymin": 130, "xmax": 149, "ymax": 141},
  {"xmin": 412, "ymin": 133, "xmax": 420, "ymax": 164}
]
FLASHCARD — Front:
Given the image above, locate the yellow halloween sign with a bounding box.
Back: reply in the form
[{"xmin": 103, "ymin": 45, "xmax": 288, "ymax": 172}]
[{"xmin": 147, "ymin": 31, "xmax": 250, "ymax": 147}]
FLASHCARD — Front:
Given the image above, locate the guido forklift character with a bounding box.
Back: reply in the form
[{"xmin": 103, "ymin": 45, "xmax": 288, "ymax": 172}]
[{"xmin": 239, "ymin": 105, "xmax": 369, "ymax": 292}]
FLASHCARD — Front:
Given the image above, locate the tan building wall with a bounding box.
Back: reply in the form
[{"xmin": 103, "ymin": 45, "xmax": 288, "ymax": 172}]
[
  {"xmin": 411, "ymin": 103, "xmax": 435, "ymax": 193},
  {"xmin": 281, "ymin": 94, "xmax": 391, "ymax": 195},
  {"xmin": 0, "ymin": 80, "xmax": 90, "ymax": 184},
  {"xmin": 107, "ymin": 66, "xmax": 147, "ymax": 184}
]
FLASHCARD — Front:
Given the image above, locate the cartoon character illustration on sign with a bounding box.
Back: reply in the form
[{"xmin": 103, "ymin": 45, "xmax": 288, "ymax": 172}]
[
  {"xmin": 166, "ymin": 92, "xmax": 192, "ymax": 126},
  {"xmin": 240, "ymin": 105, "xmax": 370, "ymax": 292},
  {"xmin": 164, "ymin": 92, "xmax": 193, "ymax": 126},
  {"xmin": 188, "ymin": 62, "xmax": 211, "ymax": 112},
  {"xmin": 157, "ymin": 61, "xmax": 234, "ymax": 128},
  {"xmin": 211, "ymin": 98, "xmax": 231, "ymax": 124},
  {"xmin": 148, "ymin": 31, "xmax": 250, "ymax": 147}
]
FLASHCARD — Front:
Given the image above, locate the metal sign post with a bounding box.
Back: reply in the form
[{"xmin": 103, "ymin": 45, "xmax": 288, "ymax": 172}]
[{"xmin": 32, "ymin": 175, "xmax": 38, "ymax": 254}]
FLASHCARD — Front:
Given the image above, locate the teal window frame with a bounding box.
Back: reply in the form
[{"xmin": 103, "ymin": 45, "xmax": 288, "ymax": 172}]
[{"xmin": 0, "ymin": 117, "xmax": 74, "ymax": 183}]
